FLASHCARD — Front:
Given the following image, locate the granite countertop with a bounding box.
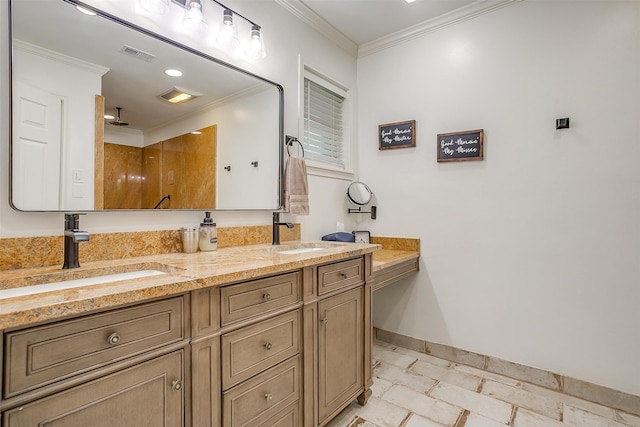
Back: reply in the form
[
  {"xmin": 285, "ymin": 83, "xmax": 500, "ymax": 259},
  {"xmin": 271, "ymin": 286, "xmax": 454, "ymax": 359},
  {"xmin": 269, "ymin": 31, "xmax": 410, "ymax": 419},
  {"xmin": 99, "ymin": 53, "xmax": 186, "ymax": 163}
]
[
  {"xmin": 0, "ymin": 241, "xmax": 380, "ymax": 330},
  {"xmin": 371, "ymin": 249, "xmax": 420, "ymax": 273}
]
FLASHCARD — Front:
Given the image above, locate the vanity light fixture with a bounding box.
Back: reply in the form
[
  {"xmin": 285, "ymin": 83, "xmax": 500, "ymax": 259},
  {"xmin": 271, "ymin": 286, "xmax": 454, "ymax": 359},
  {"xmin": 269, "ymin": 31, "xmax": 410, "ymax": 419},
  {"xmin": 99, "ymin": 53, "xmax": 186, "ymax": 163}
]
[
  {"xmin": 140, "ymin": 0, "xmax": 170, "ymax": 14},
  {"xmin": 216, "ymin": 9, "xmax": 239, "ymax": 49},
  {"xmin": 156, "ymin": 0, "xmax": 267, "ymax": 58},
  {"xmin": 183, "ymin": 0, "xmax": 208, "ymax": 32},
  {"xmin": 245, "ymin": 25, "xmax": 266, "ymax": 59}
]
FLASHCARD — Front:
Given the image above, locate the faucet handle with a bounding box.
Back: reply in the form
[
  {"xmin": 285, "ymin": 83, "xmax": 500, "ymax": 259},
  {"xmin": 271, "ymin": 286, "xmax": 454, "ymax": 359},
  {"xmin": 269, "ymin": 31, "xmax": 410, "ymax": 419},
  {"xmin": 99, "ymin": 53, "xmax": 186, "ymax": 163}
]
[{"xmin": 64, "ymin": 212, "xmax": 86, "ymax": 230}]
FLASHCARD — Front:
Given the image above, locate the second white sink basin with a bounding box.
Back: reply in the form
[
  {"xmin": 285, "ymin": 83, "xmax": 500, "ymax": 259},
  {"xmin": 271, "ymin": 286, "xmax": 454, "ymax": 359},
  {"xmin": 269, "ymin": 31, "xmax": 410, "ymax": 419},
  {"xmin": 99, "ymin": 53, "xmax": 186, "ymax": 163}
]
[
  {"xmin": 0, "ymin": 270, "xmax": 167, "ymax": 300},
  {"xmin": 276, "ymin": 247, "xmax": 326, "ymax": 255}
]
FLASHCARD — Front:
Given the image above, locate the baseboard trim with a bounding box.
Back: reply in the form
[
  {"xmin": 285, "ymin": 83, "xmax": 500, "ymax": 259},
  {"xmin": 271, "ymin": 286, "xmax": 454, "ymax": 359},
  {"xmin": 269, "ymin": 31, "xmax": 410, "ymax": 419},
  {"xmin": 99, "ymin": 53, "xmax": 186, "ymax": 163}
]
[{"xmin": 374, "ymin": 327, "xmax": 640, "ymax": 417}]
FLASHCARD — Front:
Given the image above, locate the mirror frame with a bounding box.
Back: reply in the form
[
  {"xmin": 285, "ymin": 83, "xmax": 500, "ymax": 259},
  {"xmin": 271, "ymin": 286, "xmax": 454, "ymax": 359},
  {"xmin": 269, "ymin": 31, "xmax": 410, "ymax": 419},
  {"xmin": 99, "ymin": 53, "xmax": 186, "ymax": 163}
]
[
  {"xmin": 8, "ymin": 0, "xmax": 284, "ymax": 212},
  {"xmin": 347, "ymin": 181, "xmax": 373, "ymax": 206}
]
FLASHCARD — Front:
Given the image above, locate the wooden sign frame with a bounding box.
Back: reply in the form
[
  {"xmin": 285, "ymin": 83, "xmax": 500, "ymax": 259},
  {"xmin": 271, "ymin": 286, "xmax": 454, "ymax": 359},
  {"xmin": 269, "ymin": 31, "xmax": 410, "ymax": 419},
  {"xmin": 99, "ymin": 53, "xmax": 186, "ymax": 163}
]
[
  {"xmin": 378, "ymin": 120, "xmax": 416, "ymax": 150},
  {"xmin": 437, "ymin": 129, "xmax": 484, "ymax": 162}
]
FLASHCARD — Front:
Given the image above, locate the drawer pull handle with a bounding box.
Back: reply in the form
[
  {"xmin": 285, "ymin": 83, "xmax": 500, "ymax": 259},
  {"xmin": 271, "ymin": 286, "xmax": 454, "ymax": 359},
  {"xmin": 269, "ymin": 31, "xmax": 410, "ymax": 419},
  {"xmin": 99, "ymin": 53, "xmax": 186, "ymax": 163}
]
[
  {"xmin": 172, "ymin": 380, "xmax": 183, "ymax": 391},
  {"xmin": 340, "ymin": 272, "xmax": 348, "ymax": 279},
  {"xmin": 321, "ymin": 317, "xmax": 328, "ymax": 325},
  {"xmin": 265, "ymin": 393, "xmax": 274, "ymax": 402},
  {"xmin": 264, "ymin": 342, "xmax": 273, "ymax": 350},
  {"xmin": 263, "ymin": 293, "xmax": 271, "ymax": 302},
  {"xmin": 107, "ymin": 333, "xmax": 121, "ymax": 346}
]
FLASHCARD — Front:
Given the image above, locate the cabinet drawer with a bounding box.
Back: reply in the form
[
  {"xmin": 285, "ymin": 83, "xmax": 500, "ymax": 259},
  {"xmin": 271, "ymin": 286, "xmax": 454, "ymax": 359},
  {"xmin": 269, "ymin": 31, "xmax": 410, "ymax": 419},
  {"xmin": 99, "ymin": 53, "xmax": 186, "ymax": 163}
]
[
  {"xmin": 3, "ymin": 350, "xmax": 185, "ymax": 427},
  {"xmin": 256, "ymin": 401, "xmax": 300, "ymax": 427},
  {"xmin": 317, "ymin": 258, "xmax": 363, "ymax": 295},
  {"xmin": 222, "ymin": 356, "xmax": 300, "ymax": 427},
  {"xmin": 222, "ymin": 310, "xmax": 300, "ymax": 390},
  {"xmin": 4, "ymin": 297, "xmax": 185, "ymax": 397},
  {"xmin": 221, "ymin": 272, "xmax": 299, "ymax": 326}
]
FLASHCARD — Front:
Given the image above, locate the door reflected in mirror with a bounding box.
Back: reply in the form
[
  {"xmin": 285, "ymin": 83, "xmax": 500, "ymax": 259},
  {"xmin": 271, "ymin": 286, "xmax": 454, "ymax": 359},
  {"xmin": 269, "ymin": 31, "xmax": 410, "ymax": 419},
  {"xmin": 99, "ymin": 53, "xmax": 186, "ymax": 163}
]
[{"xmin": 9, "ymin": 0, "xmax": 283, "ymax": 211}]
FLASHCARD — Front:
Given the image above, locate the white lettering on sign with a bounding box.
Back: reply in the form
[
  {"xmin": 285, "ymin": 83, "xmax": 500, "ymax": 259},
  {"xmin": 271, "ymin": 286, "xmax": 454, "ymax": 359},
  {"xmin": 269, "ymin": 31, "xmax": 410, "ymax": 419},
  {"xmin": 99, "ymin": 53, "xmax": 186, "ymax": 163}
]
[
  {"xmin": 439, "ymin": 136, "xmax": 480, "ymax": 157},
  {"xmin": 381, "ymin": 125, "xmax": 413, "ymax": 146}
]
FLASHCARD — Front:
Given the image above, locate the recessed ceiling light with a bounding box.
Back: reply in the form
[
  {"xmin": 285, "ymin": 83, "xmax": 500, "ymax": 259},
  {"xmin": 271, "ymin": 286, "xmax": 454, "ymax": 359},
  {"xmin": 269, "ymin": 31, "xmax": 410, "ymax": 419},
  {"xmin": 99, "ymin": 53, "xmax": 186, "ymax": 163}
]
[
  {"xmin": 104, "ymin": 114, "xmax": 115, "ymax": 120},
  {"xmin": 165, "ymin": 69, "xmax": 183, "ymax": 77},
  {"xmin": 405, "ymin": 0, "xmax": 418, "ymax": 3},
  {"xmin": 76, "ymin": 6, "xmax": 96, "ymax": 15},
  {"xmin": 191, "ymin": 131, "xmax": 202, "ymax": 135}
]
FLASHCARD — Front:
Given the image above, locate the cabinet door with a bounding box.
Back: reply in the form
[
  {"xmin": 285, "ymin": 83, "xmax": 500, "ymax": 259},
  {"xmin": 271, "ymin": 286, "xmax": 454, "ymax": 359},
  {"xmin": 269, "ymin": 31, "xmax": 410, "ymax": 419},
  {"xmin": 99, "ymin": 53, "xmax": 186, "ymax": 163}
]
[
  {"xmin": 3, "ymin": 350, "xmax": 185, "ymax": 427},
  {"xmin": 317, "ymin": 287, "xmax": 363, "ymax": 423}
]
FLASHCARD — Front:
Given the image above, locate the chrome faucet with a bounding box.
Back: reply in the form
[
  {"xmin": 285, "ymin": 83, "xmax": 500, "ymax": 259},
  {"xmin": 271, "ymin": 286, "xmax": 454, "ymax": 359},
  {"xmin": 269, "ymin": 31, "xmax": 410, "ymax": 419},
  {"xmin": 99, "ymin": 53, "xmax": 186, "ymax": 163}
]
[
  {"xmin": 63, "ymin": 213, "xmax": 90, "ymax": 269},
  {"xmin": 272, "ymin": 212, "xmax": 294, "ymax": 245}
]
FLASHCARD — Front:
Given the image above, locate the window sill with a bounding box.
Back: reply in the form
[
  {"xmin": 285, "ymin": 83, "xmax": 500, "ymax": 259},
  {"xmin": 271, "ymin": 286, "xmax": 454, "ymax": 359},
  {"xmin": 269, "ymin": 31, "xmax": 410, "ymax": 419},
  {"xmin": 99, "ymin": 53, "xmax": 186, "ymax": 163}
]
[{"xmin": 305, "ymin": 163, "xmax": 355, "ymax": 181}]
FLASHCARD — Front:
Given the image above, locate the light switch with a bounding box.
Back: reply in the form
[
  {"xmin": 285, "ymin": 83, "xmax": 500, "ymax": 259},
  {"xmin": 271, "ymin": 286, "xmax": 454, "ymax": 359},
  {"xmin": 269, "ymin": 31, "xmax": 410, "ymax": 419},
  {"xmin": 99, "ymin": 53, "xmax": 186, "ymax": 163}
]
[{"xmin": 72, "ymin": 169, "xmax": 84, "ymax": 183}]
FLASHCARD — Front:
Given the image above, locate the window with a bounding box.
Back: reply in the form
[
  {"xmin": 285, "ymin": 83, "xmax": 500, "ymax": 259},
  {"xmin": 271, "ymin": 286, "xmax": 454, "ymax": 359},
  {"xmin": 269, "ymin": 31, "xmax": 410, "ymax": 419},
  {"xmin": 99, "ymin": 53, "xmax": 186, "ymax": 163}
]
[{"xmin": 302, "ymin": 70, "xmax": 349, "ymax": 172}]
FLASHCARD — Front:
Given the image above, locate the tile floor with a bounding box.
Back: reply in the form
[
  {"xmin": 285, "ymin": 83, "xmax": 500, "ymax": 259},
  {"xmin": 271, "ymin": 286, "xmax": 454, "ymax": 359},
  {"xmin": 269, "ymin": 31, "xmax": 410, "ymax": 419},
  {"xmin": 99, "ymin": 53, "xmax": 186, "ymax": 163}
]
[{"xmin": 326, "ymin": 341, "xmax": 640, "ymax": 427}]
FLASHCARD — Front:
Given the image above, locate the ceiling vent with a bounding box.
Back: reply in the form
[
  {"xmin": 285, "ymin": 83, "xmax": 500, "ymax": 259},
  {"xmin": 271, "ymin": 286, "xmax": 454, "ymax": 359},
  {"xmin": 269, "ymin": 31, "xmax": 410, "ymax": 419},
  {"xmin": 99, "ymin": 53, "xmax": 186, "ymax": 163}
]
[{"xmin": 119, "ymin": 45, "xmax": 155, "ymax": 62}]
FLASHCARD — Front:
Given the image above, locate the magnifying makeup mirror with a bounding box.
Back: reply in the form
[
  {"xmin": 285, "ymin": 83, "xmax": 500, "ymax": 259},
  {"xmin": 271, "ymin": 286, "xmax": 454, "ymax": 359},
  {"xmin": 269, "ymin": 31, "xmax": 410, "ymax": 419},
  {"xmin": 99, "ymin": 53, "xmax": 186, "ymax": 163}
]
[
  {"xmin": 347, "ymin": 181, "xmax": 373, "ymax": 206},
  {"xmin": 346, "ymin": 181, "xmax": 377, "ymax": 219}
]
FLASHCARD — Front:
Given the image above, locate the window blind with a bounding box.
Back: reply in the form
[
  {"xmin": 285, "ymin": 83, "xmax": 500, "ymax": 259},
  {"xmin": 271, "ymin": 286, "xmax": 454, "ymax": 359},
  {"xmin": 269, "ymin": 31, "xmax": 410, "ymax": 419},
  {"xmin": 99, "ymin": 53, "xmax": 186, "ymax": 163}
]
[{"xmin": 303, "ymin": 78, "xmax": 345, "ymax": 168}]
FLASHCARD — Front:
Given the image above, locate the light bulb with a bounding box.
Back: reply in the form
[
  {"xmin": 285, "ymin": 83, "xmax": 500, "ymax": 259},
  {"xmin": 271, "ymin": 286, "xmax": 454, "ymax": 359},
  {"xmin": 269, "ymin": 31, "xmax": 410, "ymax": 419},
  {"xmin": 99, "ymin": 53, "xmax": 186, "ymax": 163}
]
[
  {"xmin": 245, "ymin": 25, "xmax": 266, "ymax": 59},
  {"xmin": 183, "ymin": 0, "xmax": 207, "ymax": 32},
  {"xmin": 216, "ymin": 9, "xmax": 239, "ymax": 49},
  {"xmin": 139, "ymin": 0, "xmax": 169, "ymax": 14}
]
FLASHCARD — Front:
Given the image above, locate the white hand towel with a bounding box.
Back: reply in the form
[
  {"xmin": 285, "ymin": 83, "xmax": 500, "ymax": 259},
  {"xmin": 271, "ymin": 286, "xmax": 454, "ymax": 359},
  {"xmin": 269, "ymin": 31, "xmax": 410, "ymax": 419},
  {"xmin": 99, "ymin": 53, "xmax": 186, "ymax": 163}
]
[{"xmin": 284, "ymin": 155, "xmax": 310, "ymax": 215}]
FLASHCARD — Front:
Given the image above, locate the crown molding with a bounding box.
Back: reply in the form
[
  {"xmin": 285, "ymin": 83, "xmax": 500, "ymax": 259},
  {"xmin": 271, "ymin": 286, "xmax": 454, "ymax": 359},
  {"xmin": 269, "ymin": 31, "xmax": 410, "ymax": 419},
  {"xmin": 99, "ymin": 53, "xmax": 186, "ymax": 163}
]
[
  {"xmin": 274, "ymin": 0, "xmax": 359, "ymax": 58},
  {"xmin": 358, "ymin": 0, "xmax": 523, "ymax": 58}
]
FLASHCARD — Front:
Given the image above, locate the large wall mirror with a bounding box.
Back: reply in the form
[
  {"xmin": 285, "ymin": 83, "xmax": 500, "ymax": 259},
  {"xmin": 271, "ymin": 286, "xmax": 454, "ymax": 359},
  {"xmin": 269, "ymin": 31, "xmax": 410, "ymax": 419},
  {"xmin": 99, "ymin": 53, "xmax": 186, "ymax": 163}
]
[{"xmin": 9, "ymin": 0, "xmax": 283, "ymax": 211}]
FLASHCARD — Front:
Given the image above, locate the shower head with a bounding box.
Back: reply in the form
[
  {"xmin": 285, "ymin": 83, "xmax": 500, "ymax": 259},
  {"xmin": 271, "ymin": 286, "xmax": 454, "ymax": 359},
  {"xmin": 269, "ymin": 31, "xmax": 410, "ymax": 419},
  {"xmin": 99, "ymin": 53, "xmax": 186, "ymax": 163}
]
[{"xmin": 109, "ymin": 107, "xmax": 129, "ymax": 126}]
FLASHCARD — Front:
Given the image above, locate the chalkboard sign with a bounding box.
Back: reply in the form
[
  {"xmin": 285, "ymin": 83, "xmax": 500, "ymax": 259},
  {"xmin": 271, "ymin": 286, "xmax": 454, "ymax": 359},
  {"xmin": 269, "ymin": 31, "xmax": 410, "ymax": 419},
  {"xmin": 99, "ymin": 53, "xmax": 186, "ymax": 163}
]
[
  {"xmin": 437, "ymin": 129, "xmax": 484, "ymax": 162},
  {"xmin": 379, "ymin": 120, "xmax": 416, "ymax": 150}
]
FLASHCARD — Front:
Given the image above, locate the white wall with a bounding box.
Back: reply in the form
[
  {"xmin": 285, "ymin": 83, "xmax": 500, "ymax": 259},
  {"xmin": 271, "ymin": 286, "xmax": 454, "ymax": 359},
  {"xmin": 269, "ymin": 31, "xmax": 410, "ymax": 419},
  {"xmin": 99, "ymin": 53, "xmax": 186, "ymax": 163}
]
[
  {"xmin": 360, "ymin": 1, "xmax": 640, "ymax": 395},
  {"xmin": 0, "ymin": 0, "xmax": 357, "ymax": 237},
  {"xmin": 13, "ymin": 42, "xmax": 105, "ymax": 211}
]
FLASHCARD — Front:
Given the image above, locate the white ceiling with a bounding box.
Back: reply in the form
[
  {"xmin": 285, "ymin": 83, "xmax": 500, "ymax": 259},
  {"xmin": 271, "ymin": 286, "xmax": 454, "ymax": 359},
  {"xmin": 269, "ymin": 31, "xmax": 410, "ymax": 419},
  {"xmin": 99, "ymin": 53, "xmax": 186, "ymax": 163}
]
[{"xmin": 298, "ymin": 0, "xmax": 478, "ymax": 45}]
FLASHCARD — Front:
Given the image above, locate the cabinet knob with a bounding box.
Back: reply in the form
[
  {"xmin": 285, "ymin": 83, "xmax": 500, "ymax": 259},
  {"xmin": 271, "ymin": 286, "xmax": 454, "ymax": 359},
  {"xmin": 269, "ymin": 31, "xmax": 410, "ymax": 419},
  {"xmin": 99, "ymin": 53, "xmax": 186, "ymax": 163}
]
[
  {"xmin": 107, "ymin": 333, "xmax": 121, "ymax": 346},
  {"xmin": 340, "ymin": 272, "xmax": 348, "ymax": 279},
  {"xmin": 265, "ymin": 393, "xmax": 273, "ymax": 402},
  {"xmin": 172, "ymin": 380, "xmax": 183, "ymax": 391},
  {"xmin": 264, "ymin": 342, "xmax": 273, "ymax": 350},
  {"xmin": 263, "ymin": 293, "xmax": 271, "ymax": 302},
  {"xmin": 320, "ymin": 317, "xmax": 328, "ymax": 325}
]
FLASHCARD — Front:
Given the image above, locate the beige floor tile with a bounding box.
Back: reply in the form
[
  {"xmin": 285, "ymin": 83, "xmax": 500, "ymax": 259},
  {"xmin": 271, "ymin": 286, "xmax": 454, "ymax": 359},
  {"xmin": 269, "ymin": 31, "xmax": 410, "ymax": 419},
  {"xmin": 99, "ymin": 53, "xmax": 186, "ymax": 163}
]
[
  {"xmin": 403, "ymin": 413, "xmax": 448, "ymax": 427},
  {"xmin": 371, "ymin": 376, "xmax": 394, "ymax": 398},
  {"xmin": 374, "ymin": 347, "xmax": 420, "ymax": 369},
  {"xmin": 513, "ymin": 408, "xmax": 566, "ymax": 427},
  {"xmin": 464, "ymin": 412, "xmax": 510, "ymax": 427},
  {"xmin": 480, "ymin": 380, "xmax": 562, "ymax": 420},
  {"xmin": 429, "ymin": 382, "xmax": 513, "ymax": 424},
  {"xmin": 615, "ymin": 411, "xmax": 640, "ymax": 427},
  {"xmin": 452, "ymin": 364, "xmax": 521, "ymax": 388},
  {"xmin": 374, "ymin": 362, "xmax": 438, "ymax": 393},
  {"xmin": 563, "ymin": 405, "xmax": 631, "ymax": 427},
  {"xmin": 410, "ymin": 360, "xmax": 482, "ymax": 391},
  {"xmin": 391, "ymin": 346, "xmax": 454, "ymax": 368},
  {"xmin": 347, "ymin": 396, "xmax": 410, "ymax": 427},
  {"xmin": 324, "ymin": 402, "xmax": 361, "ymax": 427},
  {"xmin": 381, "ymin": 384, "xmax": 463, "ymax": 425},
  {"xmin": 520, "ymin": 382, "xmax": 617, "ymax": 419}
]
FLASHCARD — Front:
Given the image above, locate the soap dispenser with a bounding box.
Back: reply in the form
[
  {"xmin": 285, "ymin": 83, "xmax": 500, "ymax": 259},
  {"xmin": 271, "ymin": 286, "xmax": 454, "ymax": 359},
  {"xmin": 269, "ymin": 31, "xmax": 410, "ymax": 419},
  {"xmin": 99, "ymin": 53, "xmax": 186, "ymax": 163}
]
[{"xmin": 198, "ymin": 212, "xmax": 218, "ymax": 251}]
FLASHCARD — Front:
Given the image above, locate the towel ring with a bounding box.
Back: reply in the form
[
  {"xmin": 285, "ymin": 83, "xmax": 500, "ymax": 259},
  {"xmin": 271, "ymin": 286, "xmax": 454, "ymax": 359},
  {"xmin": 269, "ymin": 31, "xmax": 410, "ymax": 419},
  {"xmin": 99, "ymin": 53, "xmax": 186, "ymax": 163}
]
[{"xmin": 286, "ymin": 136, "xmax": 305, "ymax": 157}]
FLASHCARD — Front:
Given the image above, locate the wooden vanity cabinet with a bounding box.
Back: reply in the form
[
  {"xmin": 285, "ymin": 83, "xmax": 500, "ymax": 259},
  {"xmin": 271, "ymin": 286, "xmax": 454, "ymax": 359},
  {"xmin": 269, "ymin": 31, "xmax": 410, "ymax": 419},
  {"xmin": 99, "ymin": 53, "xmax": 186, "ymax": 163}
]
[{"xmin": 1, "ymin": 295, "xmax": 189, "ymax": 427}]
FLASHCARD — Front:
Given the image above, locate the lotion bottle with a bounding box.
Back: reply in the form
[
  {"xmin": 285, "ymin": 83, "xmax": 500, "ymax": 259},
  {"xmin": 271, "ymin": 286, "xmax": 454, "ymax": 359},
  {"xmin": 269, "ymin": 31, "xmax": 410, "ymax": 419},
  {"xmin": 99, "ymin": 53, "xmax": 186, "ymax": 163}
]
[{"xmin": 198, "ymin": 212, "xmax": 218, "ymax": 251}]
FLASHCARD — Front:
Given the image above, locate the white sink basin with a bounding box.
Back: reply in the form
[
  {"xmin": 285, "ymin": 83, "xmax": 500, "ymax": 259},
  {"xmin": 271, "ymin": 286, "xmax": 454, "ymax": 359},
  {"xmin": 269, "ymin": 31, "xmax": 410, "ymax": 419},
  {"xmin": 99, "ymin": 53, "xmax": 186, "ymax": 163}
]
[
  {"xmin": 276, "ymin": 247, "xmax": 326, "ymax": 255},
  {"xmin": 0, "ymin": 270, "xmax": 167, "ymax": 299}
]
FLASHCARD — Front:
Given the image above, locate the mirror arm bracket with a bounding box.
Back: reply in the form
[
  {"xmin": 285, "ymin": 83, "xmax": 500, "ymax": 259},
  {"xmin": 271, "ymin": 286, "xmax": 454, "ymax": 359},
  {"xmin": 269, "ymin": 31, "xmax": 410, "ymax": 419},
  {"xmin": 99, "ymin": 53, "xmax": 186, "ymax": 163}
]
[{"xmin": 348, "ymin": 206, "xmax": 377, "ymax": 220}]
